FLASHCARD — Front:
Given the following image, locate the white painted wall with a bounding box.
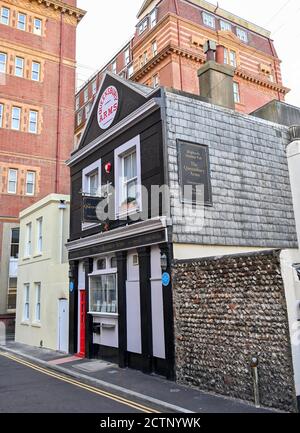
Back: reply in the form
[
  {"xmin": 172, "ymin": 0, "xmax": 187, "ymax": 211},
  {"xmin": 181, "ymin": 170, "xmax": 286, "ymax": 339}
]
[
  {"xmin": 93, "ymin": 315, "xmax": 118, "ymax": 348},
  {"xmin": 126, "ymin": 250, "xmax": 142, "ymax": 354},
  {"xmin": 151, "ymin": 245, "xmax": 165, "ymax": 359},
  {"xmin": 280, "ymin": 249, "xmax": 300, "ymax": 397}
]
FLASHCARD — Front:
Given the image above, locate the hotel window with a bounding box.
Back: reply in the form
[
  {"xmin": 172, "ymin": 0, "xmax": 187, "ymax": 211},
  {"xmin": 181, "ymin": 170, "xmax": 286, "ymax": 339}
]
[
  {"xmin": 36, "ymin": 217, "xmax": 43, "ymax": 253},
  {"xmin": 125, "ymin": 48, "xmax": 130, "ymax": 65},
  {"xmin": 203, "ymin": 12, "xmax": 215, "ymax": 29},
  {"xmin": 233, "ymin": 82, "xmax": 240, "ymax": 103},
  {"xmin": 8, "ymin": 169, "xmax": 18, "ymax": 194},
  {"xmin": 153, "ymin": 74, "xmax": 159, "ymax": 88},
  {"xmin": 92, "ymin": 80, "xmax": 97, "ymax": 95},
  {"xmin": 12, "ymin": 107, "xmax": 21, "ymax": 130},
  {"xmin": 220, "ymin": 20, "xmax": 231, "ymax": 31},
  {"xmin": 35, "ymin": 283, "xmax": 41, "ymax": 322},
  {"xmin": 138, "ymin": 19, "xmax": 148, "ymax": 35},
  {"xmin": 115, "ymin": 136, "xmax": 141, "ymax": 215},
  {"xmin": 84, "ymin": 87, "xmax": 89, "ymax": 103},
  {"xmin": 31, "ymin": 62, "xmax": 40, "ymax": 81},
  {"xmin": 77, "ymin": 109, "xmax": 82, "ymax": 125},
  {"xmin": 0, "ymin": 52, "xmax": 7, "ymax": 73},
  {"xmin": 150, "ymin": 9, "xmax": 157, "ymax": 28},
  {"xmin": 152, "ymin": 40, "xmax": 157, "ymax": 57},
  {"xmin": 10, "ymin": 228, "xmax": 20, "ymax": 259},
  {"xmin": 15, "ymin": 57, "xmax": 24, "ymax": 77},
  {"xmin": 236, "ymin": 27, "xmax": 248, "ymax": 43},
  {"xmin": 29, "ymin": 110, "xmax": 38, "ymax": 133},
  {"xmin": 17, "ymin": 12, "xmax": 26, "ymax": 30},
  {"xmin": 26, "ymin": 171, "xmax": 35, "ymax": 196},
  {"xmin": 89, "ymin": 274, "xmax": 117, "ymax": 314},
  {"xmin": 0, "ymin": 103, "xmax": 3, "ymax": 128},
  {"xmin": 33, "ymin": 18, "xmax": 42, "ymax": 35},
  {"xmin": 23, "ymin": 284, "xmax": 30, "ymax": 321},
  {"xmin": 128, "ymin": 65, "xmax": 134, "ymax": 78},
  {"xmin": 112, "ymin": 60, "xmax": 117, "ymax": 74},
  {"xmin": 25, "ymin": 222, "xmax": 32, "ymax": 256},
  {"xmin": 75, "ymin": 96, "xmax": 79, "ymax": 110},
  {"xmin": 0, "ymin": 7, "xmax": 10, "ymax": 25}
]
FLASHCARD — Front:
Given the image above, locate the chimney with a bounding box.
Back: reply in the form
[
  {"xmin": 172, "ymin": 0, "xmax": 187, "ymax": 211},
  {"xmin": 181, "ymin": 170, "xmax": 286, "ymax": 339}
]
[
  {"xmin": 287, "ymin": 126, "xmax": 300, "ymax": 248},
  {"xmin": 198, "ymin": 40, "xmax": 235, "ymax": 110}
]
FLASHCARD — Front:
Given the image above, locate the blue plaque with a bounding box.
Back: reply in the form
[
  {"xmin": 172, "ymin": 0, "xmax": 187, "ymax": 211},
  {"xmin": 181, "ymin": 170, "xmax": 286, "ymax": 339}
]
[
  {"xmin": 162, "ymin": 272, "xmax": 170, "ymax": 287},
  {"xmin": 69, "ymin": 281, "xmax": 74, "ymax": 292}
]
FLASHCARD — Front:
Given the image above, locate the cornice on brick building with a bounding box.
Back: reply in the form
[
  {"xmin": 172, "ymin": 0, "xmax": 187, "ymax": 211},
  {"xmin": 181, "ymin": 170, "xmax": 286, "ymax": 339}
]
[{"xmin": 28, "ymin": 0, "xmax": 86, "ymax": 21}]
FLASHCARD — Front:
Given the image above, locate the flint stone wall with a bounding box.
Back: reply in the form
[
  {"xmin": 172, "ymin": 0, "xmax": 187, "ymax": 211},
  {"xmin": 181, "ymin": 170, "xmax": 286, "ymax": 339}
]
[{"xmin": 172, "ymin": 250, "xmax": 297, "ymax": 412}]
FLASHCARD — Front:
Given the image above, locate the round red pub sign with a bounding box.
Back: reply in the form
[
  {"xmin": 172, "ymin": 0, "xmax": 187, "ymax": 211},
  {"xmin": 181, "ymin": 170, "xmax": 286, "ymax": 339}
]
[{"xmin": 97, "ymin": 86, "xmax": 119, "ymax": 130}]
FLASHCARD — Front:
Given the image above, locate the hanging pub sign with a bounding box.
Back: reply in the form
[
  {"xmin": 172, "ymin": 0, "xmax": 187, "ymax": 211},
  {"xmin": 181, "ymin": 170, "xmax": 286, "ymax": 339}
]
[
  {"xmin": 97, "ymin": 86, "xmax": 119, "ymax": 130},
  {"xmin": 82, "ymin": 196, "xmax": 105, "ymax": 223},
  {"xmin": 177, "ymin": 140, "xmax": 212, "ymax": 205}
]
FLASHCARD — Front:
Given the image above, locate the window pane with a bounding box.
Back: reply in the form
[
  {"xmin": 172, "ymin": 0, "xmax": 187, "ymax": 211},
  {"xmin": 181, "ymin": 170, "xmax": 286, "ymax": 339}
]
[
  {"xmin": 90, "ymin": 275, "xmax": 117, "ymax": 313},
  {"xmin": 34, "ymin": 18, "xmax": 42, "ymax": 34},
  {"xmin": 127, "ymin": 179, "xmax": 137, "ymax": 199},
  {"xmin": 15, "ymin": 57, "xmax": 24, "ymax": 77},
  {"xmin": 32, "ymin": 62, "xmax": 40, "ymax": 80},
  {"xmin": 0, "ymin": 104, "xmax": 3, "ymax": 127},
  {"xmin": 1, "ymin": 7, "xmax": 10, "ymax": 25},
  {"xmin": 29, "ymin": 111, "xmax": 38, "ymax": 133},
  {"xmin": 0, "ymin": 52, "xmax": 6, "ymax": 73},
  {"xmin": 17, "ymin": 13, "xmax": 26, "ymax": 30}
]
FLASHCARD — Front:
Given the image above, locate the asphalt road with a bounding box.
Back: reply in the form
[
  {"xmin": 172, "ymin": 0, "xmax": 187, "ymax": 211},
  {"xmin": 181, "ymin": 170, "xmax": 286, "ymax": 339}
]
[{"xmin": 0, "ymin": 352, "xmax": 159, "ymax": 413}]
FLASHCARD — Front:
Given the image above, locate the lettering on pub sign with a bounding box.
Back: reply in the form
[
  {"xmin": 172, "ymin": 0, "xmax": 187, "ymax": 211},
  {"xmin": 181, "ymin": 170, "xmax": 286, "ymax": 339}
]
[
  {"xmin": 177, "ymin": 140, "xmax": 212, "ymax": 205},
  {"xmin": 97, "ymin": 86, "xmax": 119, "ymax": 130}
]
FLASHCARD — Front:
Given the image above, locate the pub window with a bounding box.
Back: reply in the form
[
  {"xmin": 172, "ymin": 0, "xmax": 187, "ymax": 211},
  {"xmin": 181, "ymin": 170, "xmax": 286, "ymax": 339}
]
[
  {"xmin": 82, "ymin": 159, "xmax": 101, "ymax": 197},
  {"xmin": 0, "ymin": 7, "xmax": 10, "ymax": 25},
  {"xmin": 110, "ymin": 257, "xmax": 117, "ymax": 268},
  {"xmin": 8, "ymin": 169, "xmax": 18, "ymax": 194},
  {"xmin": 233, "ymin": 82, "xmax": 241, "ymax": 103},
  {"xmin": 0, "ymin": 103, "xmax": 3, "ymax": 128},
  {"xmin": 26, "ymin": 171, "xmax": 36, "ymax": 195},
  {"xmin": 31, "ymin": 61, "xmax": 40, "ymax": 81},
  {"xmin": 115, "ymin": 136, "xmax": 141, "ymax": 215},
  {"xmin": 97, "ymin": 258, "xmax": 106, "ymax": 270},
  {"xmin": 33, "ymin": 18, "xmax": 42, "ymax": 35},
  {"xmin": 29, "ymin": 110, "xmax": 38, "ymax": 133},
  {"xmin": 11, "ymin": 107, "xmax": 21, "ymax": 130},
  {"xmin": 236, "ymin": 27, "xmax": 248, "ymax": 43},
  {"xmin": 17, "ymin": 12, "xmax": 26, "ymax": 31},
  {"xmin": 203, "ymin": 12, "xmax": 215, "ymax": 29},
  {"xmin": 15, "ymin": 56, "xmax": 24, "ymax": 77},
  {"xmin": 10, "ymin": 228, "xmax": 20, "ymax": 258},
  {"xmin": 220, "ymin": 20, "xmax": 231, "ymax": 31},
  {"xmin": 0, "ymin": 52, "xmax": 7, "ymax": 73},
  {"xmin": 89, "ymin": 274, "xmax": 117, "ymax": 314},
  {"xmin": 88, "ymin": 170, "xmax": 99, "ymax": 196},
  {"xmin": 23, "ymin": 284, "xmax": 30, "ymax": 321}
]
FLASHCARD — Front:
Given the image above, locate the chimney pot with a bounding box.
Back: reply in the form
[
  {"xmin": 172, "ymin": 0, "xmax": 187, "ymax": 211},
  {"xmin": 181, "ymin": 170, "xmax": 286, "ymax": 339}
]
[{"xmin": 216, "ymin": 45, "xmax": 225, "ymax": 65}]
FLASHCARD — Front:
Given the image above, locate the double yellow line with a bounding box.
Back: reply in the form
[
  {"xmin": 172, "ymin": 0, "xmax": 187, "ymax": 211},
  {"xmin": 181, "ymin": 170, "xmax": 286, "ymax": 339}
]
[{"xmin": 0, "ymin": 351, "xmax": 160, "ymax": 413}]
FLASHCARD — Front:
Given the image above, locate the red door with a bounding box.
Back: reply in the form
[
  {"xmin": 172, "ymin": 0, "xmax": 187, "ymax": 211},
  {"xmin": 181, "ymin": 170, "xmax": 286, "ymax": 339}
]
[{"xmin": 77, "ymin": 291, "xmax": 86, "ymax": 358}]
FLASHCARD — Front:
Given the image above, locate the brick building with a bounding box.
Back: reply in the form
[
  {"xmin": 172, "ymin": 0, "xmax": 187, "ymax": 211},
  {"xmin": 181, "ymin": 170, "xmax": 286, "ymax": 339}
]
[
  {"xmin": 0, "ymin": 0, "xmax": 85, "ymax": 315},
  {"xmin": 74, "ymin": 0, "xmax": 289, "ymax": 143}
]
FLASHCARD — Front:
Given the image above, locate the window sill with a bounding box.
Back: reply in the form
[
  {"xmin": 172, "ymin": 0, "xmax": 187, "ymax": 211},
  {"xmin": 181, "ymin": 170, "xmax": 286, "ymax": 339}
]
[
  {"xmin": 116, "ymin": 207, "xmax": 140, "ymax": 219},
  {"xmin": 22, "ymin": 256, "xmax": 31, "ymax": 261},
  {"xmin": 31, "ymin": 322, "xmax": 41, "ymax": 328},
  {"xmin": 33, "ymin": 253, "xmax": 43, "ymax": 259},
  {"xmin": 21, "ymin": 321, "xmax": 30, "ymax": 326},
  {"xmin": 88, "ymin": 312, "xmax": 118, "ymax": 318}
]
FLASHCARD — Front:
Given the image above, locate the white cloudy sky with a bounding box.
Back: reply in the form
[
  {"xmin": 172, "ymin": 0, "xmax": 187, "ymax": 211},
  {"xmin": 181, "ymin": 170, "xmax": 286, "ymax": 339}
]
[{"xmin": 77, "ymin": 0, "xmax": 300, "ymax": 107}]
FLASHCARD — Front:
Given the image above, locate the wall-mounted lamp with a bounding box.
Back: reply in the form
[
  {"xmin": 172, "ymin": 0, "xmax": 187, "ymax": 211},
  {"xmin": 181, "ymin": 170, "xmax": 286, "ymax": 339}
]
[
  {"xmin": 292, "ymin": 264, "xmax": 300, "ymax": 281},
  {"xmin": 160, "ymin": 253, "xmax": 168, "ymax": 272}
]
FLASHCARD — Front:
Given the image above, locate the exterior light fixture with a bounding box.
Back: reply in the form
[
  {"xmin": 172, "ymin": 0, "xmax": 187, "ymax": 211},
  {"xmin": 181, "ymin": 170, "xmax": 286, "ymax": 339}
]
[
  {"xmin": 292, "ymin": 264, "xmax": 300, "ymax": 281},
  {"xmin": 160, "ymin": 253, "xmax": 168, "ymax": 271},
  {"xmin": 105, "ymin": 162, "xmax": 112, "ymax": 174}
]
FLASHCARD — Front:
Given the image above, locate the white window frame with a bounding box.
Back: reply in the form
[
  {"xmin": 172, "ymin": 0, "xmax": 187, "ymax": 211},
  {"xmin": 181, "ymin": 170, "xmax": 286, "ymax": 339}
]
[
  {"xmin": 85, "ymin": 103, "xmax": 91, "ymax": 119},
  {"xmin": 75, "ymin": 96, "xmax": 80, "ymax": 110},
  {"xmin": 224, "ymin": 50, "xmax": 237, "ymax": 67},
  {"xmin": 26, "ymin": 171, "xmax": 35, "ymax": 196},
  {"xmin": 23, "ymin": 284, "xmax": 30, "ymax": 321},
  {"xmin": 128, "ymin": 64, "xmax": 134, "ymax": 78},
  {"xmin": 152, "ymin": 40, "xmax": 157, "ymax": 57},
  {"xmin": 34, "ymin": 282, "xmax": 41, "ymax": 322},
  {"xmin": 92, "ymin": 80, "xmax": 97, "ymax": 95},
  {"xmin": 233, "ymin": 82, "xmax": 240, "ymax": 103},
  {"xmin": 36, "ymin": 218, "xmax": 43, "ymax": 253},
  {"xmin": 83, "ymin": 87, "xmax": 89, "ymax": 103},
  {"xmin": 0, "ymin": 103, "xmax": 3, "ymax": 128},
  {"xmin": 124, "ymin": 48, "xmax": 130, "ymax": 65},
  {"xmin": 138, "ymin": 18, "xmax": 148, "ymax": 35},
  {"xmin": 220, "ymin": 20, "xmax": 231, "ymax": 31},
  {"xmin": 150, "ymin": 9, "xmax": 157, "ymax": 28},
  {"xmin": 11, "ymin": 106, "xmax": 21, "ymax": 130},
  {"xmin": 153, "ymin": 74, "xmax": 159, "ymax": 88},
  {"xmin": 203, "ymin": 12, "xmax": 215, "ymax": 29},
  {"xmin": 77, "ymin": 109, "xmax": 82, "ymax": 125},
  {"xmin": 29, "ymin": 110, "xmax": 38, "ymax": 134},
  {"xmin": 112, "ymin": 60, "xmax": 117, "ymax": 74},
  {"xmin": 31, "ymin": 61, "xmax": 40, "ymax": 81},
  {"xmin": 33, "ymin": 18, "xmax": 42, "ymax": 35},
  {"xmin": 15, "ymin": 56, "xmax": 24, "ymax": 77},
  {"xmin": 0, "ymin": 52, "xmax": 7, "ymax": 73},
  {"xmin": 1, "ymin": 7, "xmax": 10, "ymax": 25},
  {"xmin": 236, "ymin": 27, "xmax": 248, "ymax": 43},
  {"xmin": 25, "ymin": 222, "xmax": 32, "ymax": 257},
  {"xmin": 143, "ymin": 51, "xmax": 148, "ymax": 65},
  {"xmin": 8, "ymin": 169, "xmax": 18, "ymax": 194},
  {"xmin": 82, "ymin": 159, "xmax": 101, "ymax": 196},
  {"xmin": 114, "ymin": 135, "xmax": 141, "ymax": 217},
  {"xmin": 17, "ymin": 12, "xmax": 26, "ymax": 31}
]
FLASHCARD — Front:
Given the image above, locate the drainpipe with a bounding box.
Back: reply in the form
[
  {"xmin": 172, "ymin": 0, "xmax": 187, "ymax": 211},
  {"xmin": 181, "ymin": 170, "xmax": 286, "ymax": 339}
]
[
  {"xmin": 250, "ymin": 356, "xmax": 260, "ymax": 408},
  {"xmin": 287, "ymin": 126, "xmax": 300, "ymax": 248},
  {"xmin": 55, "ymin": 10, "xmax": 64, "ymax": 194},
  {"xmin": 58, "ymin": 200, "xmax": 67, "ymax": 264}
]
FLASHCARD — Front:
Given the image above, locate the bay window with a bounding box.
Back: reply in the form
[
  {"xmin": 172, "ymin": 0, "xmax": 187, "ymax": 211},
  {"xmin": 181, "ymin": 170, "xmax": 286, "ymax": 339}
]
[{"xmin": 89, "ymin": 274, "xmax": 117, "ymax": 314}]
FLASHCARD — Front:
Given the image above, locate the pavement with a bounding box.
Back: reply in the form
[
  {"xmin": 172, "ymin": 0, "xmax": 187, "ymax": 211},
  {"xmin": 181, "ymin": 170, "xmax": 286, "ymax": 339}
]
[{"xmin": 0, "ymin": 341, "xmax": 275, "ymax": 413}]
